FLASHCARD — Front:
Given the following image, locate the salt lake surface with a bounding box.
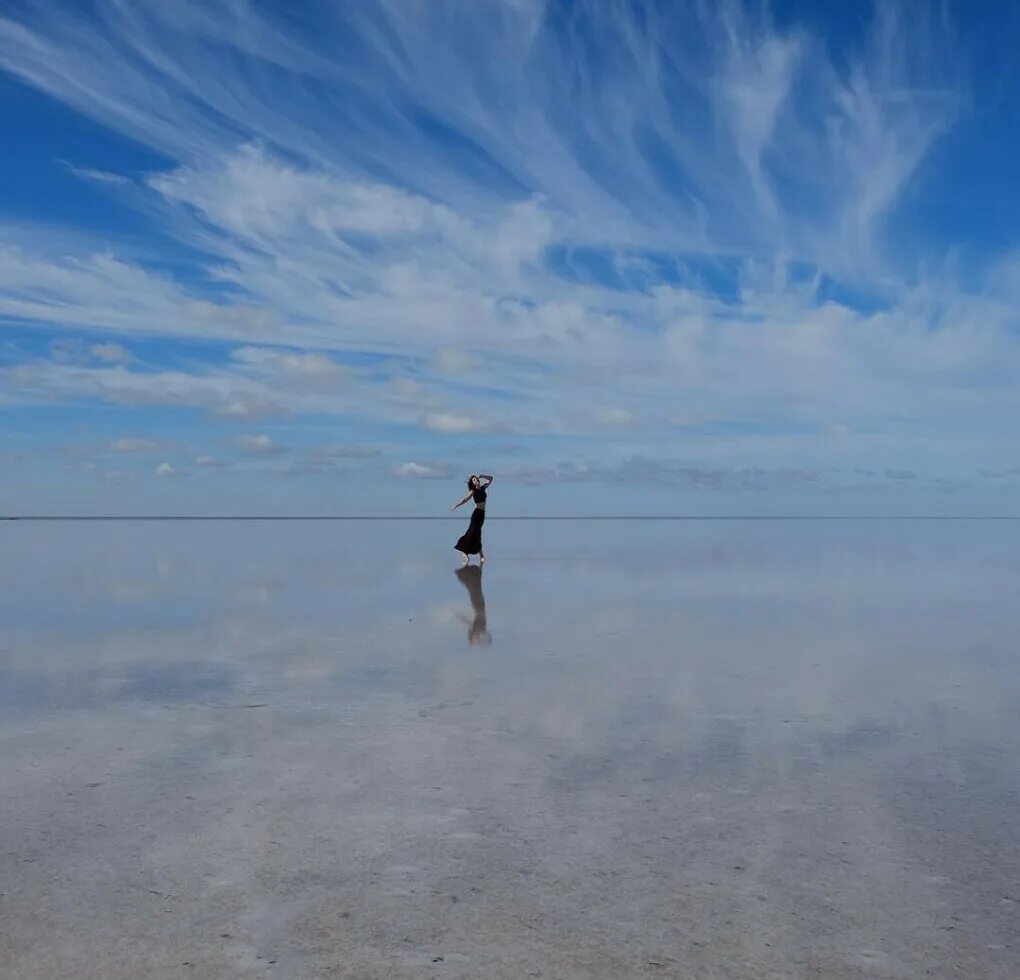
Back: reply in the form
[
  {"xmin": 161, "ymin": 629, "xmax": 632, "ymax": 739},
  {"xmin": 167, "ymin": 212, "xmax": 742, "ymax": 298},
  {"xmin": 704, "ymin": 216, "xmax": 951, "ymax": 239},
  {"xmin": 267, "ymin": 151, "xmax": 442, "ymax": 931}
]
[{"xmin": 0, "ymin": 519, "xmax": 1018, "ymax": 979}]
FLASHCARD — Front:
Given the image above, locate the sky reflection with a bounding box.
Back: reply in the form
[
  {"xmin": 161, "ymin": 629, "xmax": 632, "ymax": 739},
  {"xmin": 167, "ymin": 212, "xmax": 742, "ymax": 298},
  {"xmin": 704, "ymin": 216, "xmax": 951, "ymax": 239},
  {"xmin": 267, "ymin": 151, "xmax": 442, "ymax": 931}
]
[{"xmin": 1, "ymin": 520, "xmax": 1018, "ymax": 978}]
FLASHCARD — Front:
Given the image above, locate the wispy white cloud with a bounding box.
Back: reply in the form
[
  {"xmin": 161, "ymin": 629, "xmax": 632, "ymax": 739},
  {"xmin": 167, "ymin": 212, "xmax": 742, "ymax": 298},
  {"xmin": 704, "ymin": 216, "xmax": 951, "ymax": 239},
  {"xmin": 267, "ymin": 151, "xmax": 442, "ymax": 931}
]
[
  {"xmin": 50, "ymin": 337, "xmax": 132, "ymax": 365},
  {"xmin": 90, "ymin": 342, "xmax": 132, "ymax": 363},
  {"xmin": 422, "ymin": 412, "xmax": 480, "ymax": 434},
  {"xmin": 194, "ymin": 454, "xmax": 228, "ymax": 468},
  {"xmin": 237, "ymin": 434, "xmax": 286, "ymax": 456},
  {"xmin": 0, "ymin": 244, "xmax": 280, "ymax": 341},
  {"xmin": 395, "ymin": 461, "xmax": 456, "ymax": 480},
  {"xmin": 431, "ymin": 349, "xmax": 480, "ymax": 376},
  {"xmin": 227, "ymin": 345, "xmax": 352, "ymax": 406},
  {"xmin": 231, "ymin": 346, "xmax": 346, "ymax": 383},
  {"xmin": 109, "ymin": 437, "xmax": 160, "ymax": 454},
  {"xmin": 61, "ymin": 162, "xmax": 132, "ymax": 186},
  {"xmin": 593, "ymin": 407, "xmax": 634, "ymax": 428},
  {"xmin": 0, "ymin": 0, "xmax": 963, "ymax": 273},
  {"xmin": 1, "ymin": 360, "xmax": 287, "ymax": 418},
  {"xmin": 0, "ymin": 0, "xmax": 1010, "ymax": 503}
]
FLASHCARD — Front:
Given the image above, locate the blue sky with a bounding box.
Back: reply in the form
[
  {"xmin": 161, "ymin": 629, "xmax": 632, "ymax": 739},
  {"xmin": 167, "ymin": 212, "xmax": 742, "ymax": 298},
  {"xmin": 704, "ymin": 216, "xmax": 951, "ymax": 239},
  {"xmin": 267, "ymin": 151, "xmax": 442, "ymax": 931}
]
[{"xmin": 1, "ymin": 0, "xmax": 1019, "ymax": 515}]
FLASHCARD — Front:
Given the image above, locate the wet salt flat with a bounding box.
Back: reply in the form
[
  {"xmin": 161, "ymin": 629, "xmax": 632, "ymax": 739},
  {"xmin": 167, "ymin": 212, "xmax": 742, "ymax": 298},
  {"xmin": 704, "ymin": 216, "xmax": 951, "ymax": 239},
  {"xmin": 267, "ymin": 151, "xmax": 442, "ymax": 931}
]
[{"xmin": 1, "ymin": 519, "xmax": 1018, "ymax": 979}]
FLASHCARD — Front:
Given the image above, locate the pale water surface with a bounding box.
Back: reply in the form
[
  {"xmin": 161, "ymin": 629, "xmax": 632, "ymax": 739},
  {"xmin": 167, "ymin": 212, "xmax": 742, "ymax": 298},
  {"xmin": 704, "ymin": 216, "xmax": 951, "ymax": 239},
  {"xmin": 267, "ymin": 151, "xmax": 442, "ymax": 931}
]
[{"xmin": 0, "ymin": 520, "xmax": 1018, "ymax": 979}]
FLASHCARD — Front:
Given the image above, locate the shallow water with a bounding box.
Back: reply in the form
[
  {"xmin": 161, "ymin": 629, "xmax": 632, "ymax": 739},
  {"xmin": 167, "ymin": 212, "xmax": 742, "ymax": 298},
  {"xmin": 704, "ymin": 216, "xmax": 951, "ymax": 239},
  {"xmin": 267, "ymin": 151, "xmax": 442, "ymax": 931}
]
[{"xmin": 1, "ymin": 520, "xmax": 1018, "ymax": 979}]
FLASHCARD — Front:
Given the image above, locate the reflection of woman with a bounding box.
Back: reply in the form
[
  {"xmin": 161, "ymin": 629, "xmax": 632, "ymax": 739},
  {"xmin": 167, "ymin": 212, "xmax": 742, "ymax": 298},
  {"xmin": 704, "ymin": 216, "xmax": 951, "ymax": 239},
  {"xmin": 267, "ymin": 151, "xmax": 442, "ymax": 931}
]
[
  {"xmin": 455, "ymin": 565, "xmax": 491, "ymax": 646},
  {"xmin": 452, "ymin": 474, "xmax": 493, "ymax": 566}
]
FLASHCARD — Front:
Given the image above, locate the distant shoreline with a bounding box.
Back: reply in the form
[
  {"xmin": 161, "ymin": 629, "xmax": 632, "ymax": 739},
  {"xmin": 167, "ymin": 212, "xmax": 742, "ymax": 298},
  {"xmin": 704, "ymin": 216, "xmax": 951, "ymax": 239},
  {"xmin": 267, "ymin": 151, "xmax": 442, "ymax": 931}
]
[{"xmin": 3, "ymin": 515, "xmax": 1020, "ymax": 522}]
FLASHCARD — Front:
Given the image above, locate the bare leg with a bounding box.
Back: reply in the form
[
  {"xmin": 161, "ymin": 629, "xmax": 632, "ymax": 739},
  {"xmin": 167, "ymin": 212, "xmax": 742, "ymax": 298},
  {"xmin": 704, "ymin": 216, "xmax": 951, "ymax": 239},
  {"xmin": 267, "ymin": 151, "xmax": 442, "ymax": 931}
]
[{"xmin": 479, "ymin": 547, "xmax": 486, "ymax": 565}]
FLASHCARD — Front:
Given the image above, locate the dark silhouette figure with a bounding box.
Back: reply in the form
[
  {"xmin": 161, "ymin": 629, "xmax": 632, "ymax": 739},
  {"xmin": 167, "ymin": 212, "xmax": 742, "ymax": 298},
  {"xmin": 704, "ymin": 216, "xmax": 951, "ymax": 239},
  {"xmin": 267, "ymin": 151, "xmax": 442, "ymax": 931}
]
[
  {"xmin": 455, "ymin": 565, "xmax": 491, "ymax": 646},
  {"xmin": 452, "ymin": 473, "xmax": 494, "ymax": 565}
]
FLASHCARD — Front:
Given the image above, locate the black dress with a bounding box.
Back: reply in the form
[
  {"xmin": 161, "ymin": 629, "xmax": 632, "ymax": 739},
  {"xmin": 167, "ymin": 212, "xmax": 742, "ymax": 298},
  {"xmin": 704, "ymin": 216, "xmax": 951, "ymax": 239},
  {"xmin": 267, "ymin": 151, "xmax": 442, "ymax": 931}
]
[{"xmin": 454, "ymin": 486, "xmax": 487, "ymax": 555}]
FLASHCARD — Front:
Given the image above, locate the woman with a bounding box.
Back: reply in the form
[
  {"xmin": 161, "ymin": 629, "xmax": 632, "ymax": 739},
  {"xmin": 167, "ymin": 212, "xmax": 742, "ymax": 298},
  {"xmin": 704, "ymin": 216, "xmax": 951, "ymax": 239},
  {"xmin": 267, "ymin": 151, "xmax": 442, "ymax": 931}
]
[{"xmin": 452, "ymin": 474, "xmax": 493, "ymax": 565}]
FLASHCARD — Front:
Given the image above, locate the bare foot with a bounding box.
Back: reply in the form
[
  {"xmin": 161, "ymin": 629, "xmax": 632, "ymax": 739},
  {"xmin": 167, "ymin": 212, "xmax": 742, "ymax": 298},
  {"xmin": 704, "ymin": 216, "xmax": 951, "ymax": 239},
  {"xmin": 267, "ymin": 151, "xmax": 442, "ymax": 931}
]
[
  {"xmin": 460, "ymin": 554, "xmax": 469, "ymax": 566},
  {"xmin": 479, "ymin": 556, "xmax": 486, "ymax": 565}
]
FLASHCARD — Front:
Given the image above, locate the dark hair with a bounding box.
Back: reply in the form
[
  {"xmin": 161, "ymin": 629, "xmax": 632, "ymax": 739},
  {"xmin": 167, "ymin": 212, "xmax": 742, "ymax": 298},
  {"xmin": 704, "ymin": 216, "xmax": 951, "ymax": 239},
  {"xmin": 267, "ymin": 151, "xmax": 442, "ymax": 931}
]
[{"xmin": 467, "ymin": 474, "xmax": 478, "ymax": 488}]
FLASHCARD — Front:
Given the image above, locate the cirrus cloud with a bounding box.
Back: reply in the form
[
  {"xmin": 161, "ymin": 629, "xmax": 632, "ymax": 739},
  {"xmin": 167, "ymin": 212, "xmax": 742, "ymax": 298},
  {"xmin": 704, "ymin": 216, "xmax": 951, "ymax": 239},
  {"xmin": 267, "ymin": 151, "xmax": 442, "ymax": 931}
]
[
  {"xmin": 395, "ymin": 461, "xmax": 455, "ymax": 480},
  {"xmin": 0, "ymin": 0, "xmax": 1014, "ymax": 510}
]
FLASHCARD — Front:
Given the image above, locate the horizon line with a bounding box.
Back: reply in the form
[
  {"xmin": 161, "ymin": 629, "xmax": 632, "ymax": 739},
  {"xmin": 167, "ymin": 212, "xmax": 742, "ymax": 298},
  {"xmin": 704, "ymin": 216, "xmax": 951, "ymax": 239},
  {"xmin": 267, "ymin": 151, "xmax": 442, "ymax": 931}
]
[{"xmin": 3, "ymin": 515, "xmax": 1020, "ymax": 522}]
